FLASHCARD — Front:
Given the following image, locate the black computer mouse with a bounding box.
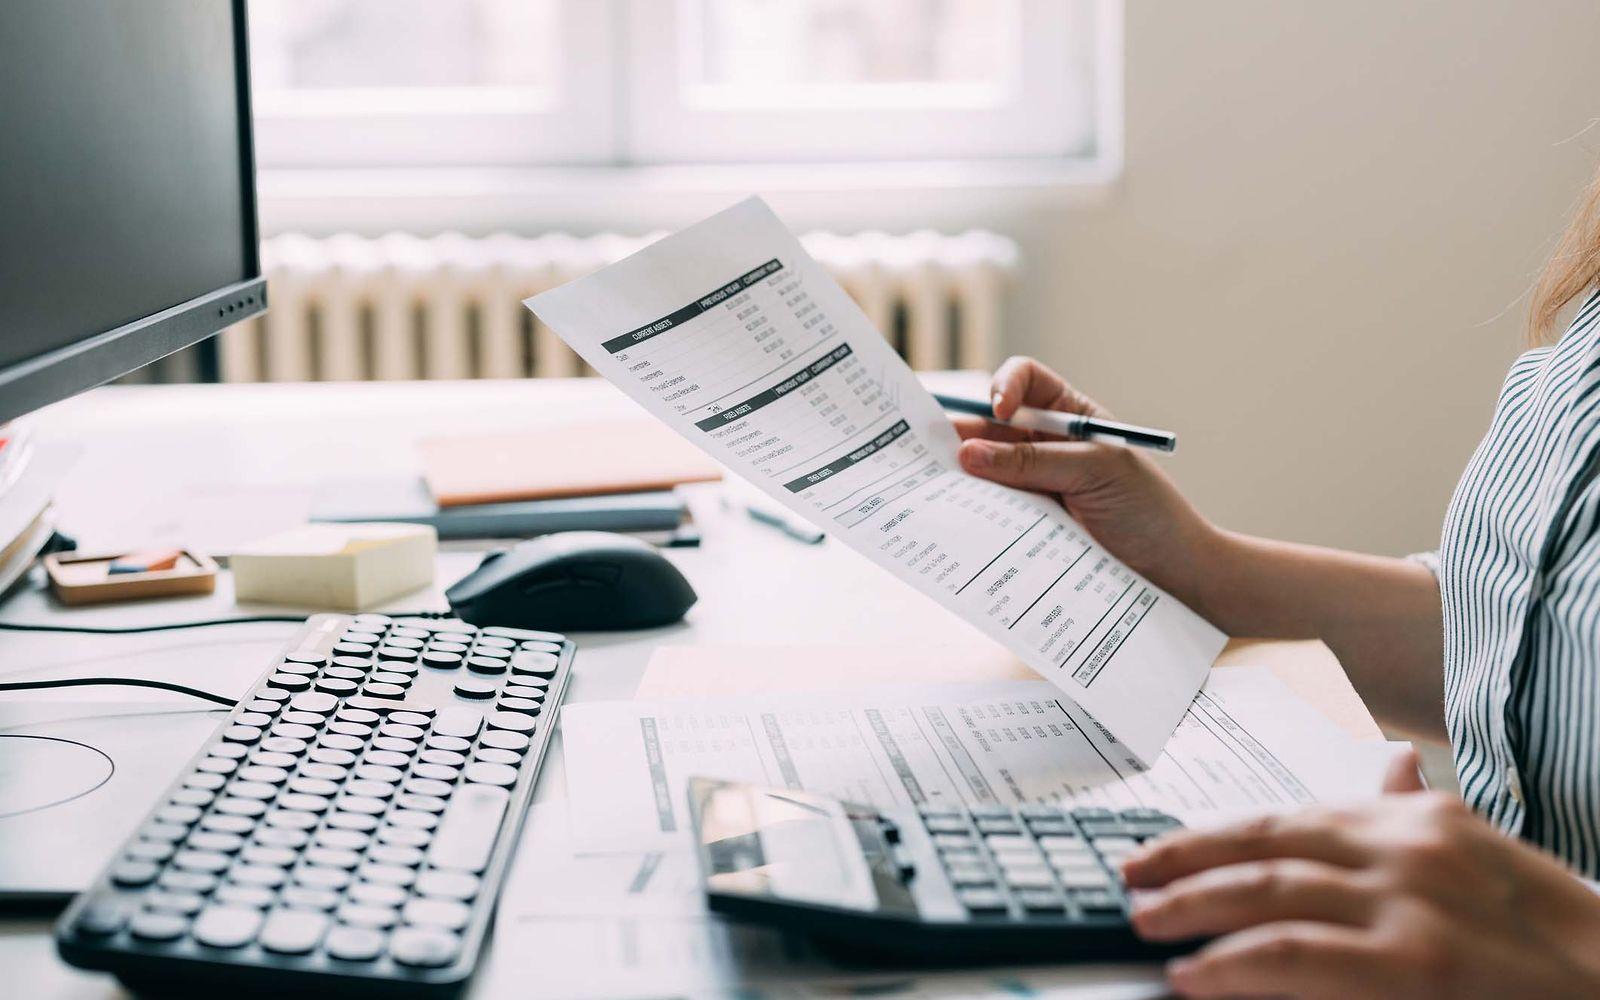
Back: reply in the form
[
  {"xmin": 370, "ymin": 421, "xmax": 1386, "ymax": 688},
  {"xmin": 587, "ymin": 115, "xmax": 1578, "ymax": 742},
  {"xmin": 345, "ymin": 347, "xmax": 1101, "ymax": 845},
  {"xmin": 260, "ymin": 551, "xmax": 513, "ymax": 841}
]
[{"xmin": 445, "ymin": 531, "xmax": 697, "ymax": 632}]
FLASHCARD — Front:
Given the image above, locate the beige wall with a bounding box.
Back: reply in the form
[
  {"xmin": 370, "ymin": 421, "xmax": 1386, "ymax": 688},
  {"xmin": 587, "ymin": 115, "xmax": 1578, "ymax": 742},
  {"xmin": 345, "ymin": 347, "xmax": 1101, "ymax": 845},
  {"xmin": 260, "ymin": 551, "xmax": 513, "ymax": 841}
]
[{"xmin": 1006, "ymin": 0, "xmax": 1600, "ymax": 554}]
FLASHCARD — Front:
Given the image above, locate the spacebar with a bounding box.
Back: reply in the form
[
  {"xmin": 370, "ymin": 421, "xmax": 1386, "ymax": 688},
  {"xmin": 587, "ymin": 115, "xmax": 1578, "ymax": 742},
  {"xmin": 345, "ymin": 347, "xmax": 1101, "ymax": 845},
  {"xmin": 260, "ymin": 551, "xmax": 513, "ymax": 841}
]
[{"xmin": 427, "ymin": 784, "xmax": 510, "ymax": 873}]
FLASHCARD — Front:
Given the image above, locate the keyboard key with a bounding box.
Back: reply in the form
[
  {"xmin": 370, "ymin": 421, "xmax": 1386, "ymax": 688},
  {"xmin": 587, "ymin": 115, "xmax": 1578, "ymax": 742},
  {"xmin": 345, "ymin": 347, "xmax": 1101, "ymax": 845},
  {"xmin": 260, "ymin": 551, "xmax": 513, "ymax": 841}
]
[
  {"xmin": 464, "ymin": 762, "xmax": 518, "ymax": 787},
  {"xmin": 324, "ymin": 924, "xmax": 386, "ymax": 962},
  {"xmin": 473, "ymin": 748, "xmax": 520, "ymax": 767},
  {"xmin": 305, "ymin": 846, "xmax": 361, "ymax": 870},
  {"xmin": 281, "ymin": 885, "xmax": 340, "ymax": 912},
  {"xmin": 327, "ymin": 811, "xmax": 380, "ymax": 832},
  {"xmin": 215, "ymin": 884, "xmax": 275, "ymax": 909},
  {"xmin": 158, "ymin": 869, "xmax": 218, "ymax": 894},
  {"xmin": 429, "ymin": 784, "xmax": 509, "ymax": 873},
  {"xmin": 174, "ymin": 849, "xmax": 231, "ymax": 874},
  {"xmin": 192, "ymin": 905, "xmax": 263, "ymax": 948},
  {"xmin": 349, "ymin": 881, "xmax": 408, "ymax": 907},
  {"xmin": 420, "ymin": 748, "xmax": 467, "ymax": 768},
  {"xmin": 188, "ymin": 831, "xmax": 246, "ymax": 853},
  {"xmin": 378, "ymin": 825, "xmax": 431, "ymax": 849},
  {"xmin": 416, "ymin": 870, "xmax": 479, "ymax": 901},
  {"xmin": 221, "ymin": 725, "xmax": 262, "ymax": 744},
  {"xmin": 485, "ymin": 712, "xmax": 535, "ymax": 736},
  {"xmin": 315, "ymin": 827, "xmax": 370, "ymax": 851},
  {"xmin": 479, "ymin": 729, "xmax": 530, "ymax": 753},
  {"xmin": 466, "ymin": 657, "xmax": 506, "ymax": 675},
  {"xmin": 1071, "ymin": 889, "xmax": 1124, "ymax": 914},
  {"xmin": 240, "ymin": 844, "xmax": 296, "ymax": 868},
  {"xmin": 202, "ymin": 813, "xmax": 256, "ymax": 835},
  {"xmin": 129, "ymin": 909, "xmax": 189, "ymax": 941},
  {"xmin": 389, "ymin": 810, "xmax": 440, "ymax": 831},
  {"xmin": 141, "ymin": 821, "xmax": 189, "ymax": 843},
  {"xmin": 389, "ymin": 927, "xmax": 462, "ymax": 968},
  {"xmin": 145, "ymin": 890, "xmax": 206, "ymax": 915},
  {"xmin": 358, "ymin": 863, "xmax": 416, "ymax": 888},
  {"xmin": 237, "ymin": 764, "xmax": 290, "ymax": 785},
  {"xmin": 403, "ymin": 898, "xmax": 471, "ymax": 931},
  {"xmin": 230, "ymin": 865, "xmax": 287, "ymax": 888},
  {"xmin": 296, "ymin": 866, "xmax": 351, "ymax": 891},
  {"xmin": 337, "ymin": 903, "xmax": 398, "ymax": 929},
  {"xmin": 1056, "ymin": 869, "xmax": 1112, "ymax": 890},
  {"xmin": 290, "ymin": 691, "xmax": 339, "ymax": 715},
  {"xmin": 75, "ymin": 896, "xmax": 132, "ymax": 936},
  {"xmin": 1002, "ymin": 866, "xmax": 1057, "ymax": 890},
  {"xmin": 254, "ymin": 826, "xmax": 310, "ymax": 850},
  {"xmin": 112, "ymin": 859, "xmax": 160, "ymax": 888},
  {"xmin": 452, "ymin": 678, "xmax": 496, "ymax": 700},
  {"xmin": 127, "ymin": 839, "xmax": 175, "ymax": 862}
]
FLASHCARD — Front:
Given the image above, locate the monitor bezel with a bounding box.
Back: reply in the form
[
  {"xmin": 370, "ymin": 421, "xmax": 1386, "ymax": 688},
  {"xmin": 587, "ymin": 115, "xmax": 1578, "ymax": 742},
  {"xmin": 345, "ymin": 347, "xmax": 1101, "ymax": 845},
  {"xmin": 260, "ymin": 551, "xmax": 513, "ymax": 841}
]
[{"xmin": 0, "ymin": 0, "xmax": 265, "ymax": 426}]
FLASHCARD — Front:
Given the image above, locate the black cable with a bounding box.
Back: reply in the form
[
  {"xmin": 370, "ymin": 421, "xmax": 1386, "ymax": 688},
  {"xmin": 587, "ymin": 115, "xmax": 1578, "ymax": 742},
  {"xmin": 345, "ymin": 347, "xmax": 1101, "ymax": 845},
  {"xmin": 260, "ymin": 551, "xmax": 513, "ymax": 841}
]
[
  {"xmin": 0, "ymin": 677, "xmax": 237, "ymax": 707},
  {"xmin": 0, "ymin": 610, "xmax": 451, "ymax": 635}
]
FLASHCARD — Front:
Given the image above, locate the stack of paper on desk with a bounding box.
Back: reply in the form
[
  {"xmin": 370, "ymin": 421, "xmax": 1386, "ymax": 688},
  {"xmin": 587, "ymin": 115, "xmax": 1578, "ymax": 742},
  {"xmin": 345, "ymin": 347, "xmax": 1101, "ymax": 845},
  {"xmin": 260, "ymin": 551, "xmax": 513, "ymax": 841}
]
[
  {"xmin": 560, "ymin": 667, "xmax": 1404, "ymax": 854},
  {"xmin": 527, "ymin": 197, "xmax": 1225, "ymax": 764},
  {"xmin": 498, "ymin": 666, "xmax": 1401, "ymax": 998}
]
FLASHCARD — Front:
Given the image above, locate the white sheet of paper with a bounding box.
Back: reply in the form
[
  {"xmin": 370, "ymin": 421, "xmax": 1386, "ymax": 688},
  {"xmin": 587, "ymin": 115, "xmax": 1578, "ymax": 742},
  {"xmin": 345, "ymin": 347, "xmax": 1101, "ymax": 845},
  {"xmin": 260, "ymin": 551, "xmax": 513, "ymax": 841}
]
[
  {"xmin": 527, "ymin": 197, "xmax": 1224, "ymax": 763},
  {"xmin": 562, "ymin": 666, "xmax": 1403, "ymax": 854}
]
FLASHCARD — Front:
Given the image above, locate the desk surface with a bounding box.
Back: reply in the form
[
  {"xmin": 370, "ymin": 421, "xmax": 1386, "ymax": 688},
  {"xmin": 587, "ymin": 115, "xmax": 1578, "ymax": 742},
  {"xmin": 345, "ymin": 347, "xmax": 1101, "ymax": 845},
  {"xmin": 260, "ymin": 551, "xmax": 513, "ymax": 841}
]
[{"xmin": 0, "ymin": 378, "xmax": 1378, "ymax": 998}]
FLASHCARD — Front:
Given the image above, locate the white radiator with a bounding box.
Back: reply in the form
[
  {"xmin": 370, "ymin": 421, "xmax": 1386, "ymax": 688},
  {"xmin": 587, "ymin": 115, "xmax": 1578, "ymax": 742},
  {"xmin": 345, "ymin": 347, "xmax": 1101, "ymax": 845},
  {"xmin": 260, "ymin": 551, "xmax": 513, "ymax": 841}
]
[{"xmin": 217, "ymin": 230, "xmax": 1017, "ymax": 382}]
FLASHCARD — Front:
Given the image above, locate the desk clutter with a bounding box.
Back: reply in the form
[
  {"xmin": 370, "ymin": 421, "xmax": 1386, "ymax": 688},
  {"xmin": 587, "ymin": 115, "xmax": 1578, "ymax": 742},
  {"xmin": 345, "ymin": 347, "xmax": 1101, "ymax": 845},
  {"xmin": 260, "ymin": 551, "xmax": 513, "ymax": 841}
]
[{"xmin": 0, "ymin": 426, "xmax": 77, "ymax": 598}]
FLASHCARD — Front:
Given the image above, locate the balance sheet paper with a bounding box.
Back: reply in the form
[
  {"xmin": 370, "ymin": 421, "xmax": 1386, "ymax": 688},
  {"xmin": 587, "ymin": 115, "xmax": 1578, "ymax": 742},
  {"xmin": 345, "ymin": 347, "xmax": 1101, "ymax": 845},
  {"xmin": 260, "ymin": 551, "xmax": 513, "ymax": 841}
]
[{"xmin": 527, "ymin": 197, "xmax": 1224, "ymax": 763}]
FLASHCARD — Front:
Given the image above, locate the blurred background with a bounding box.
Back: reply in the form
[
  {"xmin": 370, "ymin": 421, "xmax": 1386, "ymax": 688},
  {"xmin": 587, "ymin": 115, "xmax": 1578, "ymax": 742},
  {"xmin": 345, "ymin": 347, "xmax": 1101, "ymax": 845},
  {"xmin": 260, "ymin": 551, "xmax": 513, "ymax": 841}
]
[{"xmin": 185, "ymin": 0, "xmax": 1600, "ymax": 558}]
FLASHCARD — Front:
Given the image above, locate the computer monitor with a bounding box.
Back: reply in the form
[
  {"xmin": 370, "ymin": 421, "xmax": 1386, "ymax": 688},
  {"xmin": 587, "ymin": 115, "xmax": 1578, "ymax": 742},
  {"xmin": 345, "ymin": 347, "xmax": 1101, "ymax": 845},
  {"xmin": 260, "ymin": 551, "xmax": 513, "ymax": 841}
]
[{"xmin": 0, "ymin": 0, "xmax": 265, "ymax": 426}]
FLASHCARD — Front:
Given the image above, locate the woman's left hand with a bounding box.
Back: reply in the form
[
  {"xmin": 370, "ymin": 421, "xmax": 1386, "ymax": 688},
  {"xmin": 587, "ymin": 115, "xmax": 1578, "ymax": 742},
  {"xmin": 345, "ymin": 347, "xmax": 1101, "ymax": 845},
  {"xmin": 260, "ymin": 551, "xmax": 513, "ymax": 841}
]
[{"xmin": 1121, "ymin": 756, "xmax": 1600, "ymax": 998}]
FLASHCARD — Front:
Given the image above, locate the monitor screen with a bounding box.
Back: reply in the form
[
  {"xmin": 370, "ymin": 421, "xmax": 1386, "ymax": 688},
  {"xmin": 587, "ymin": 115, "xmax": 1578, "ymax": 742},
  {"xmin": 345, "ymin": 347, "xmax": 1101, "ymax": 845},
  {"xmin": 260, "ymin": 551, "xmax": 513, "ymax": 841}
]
[{"xmin": 0, "ymin": 0, "xmax": 260, "ymax": 418}]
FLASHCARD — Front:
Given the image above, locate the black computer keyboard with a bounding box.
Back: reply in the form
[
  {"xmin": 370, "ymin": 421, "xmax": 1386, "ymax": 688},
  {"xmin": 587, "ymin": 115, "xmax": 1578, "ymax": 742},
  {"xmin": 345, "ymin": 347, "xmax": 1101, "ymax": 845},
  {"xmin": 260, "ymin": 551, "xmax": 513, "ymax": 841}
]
[
  {"xmin": 688, "ymin": 778, "xmax": 1195, "ymax": 964},
  {"xmin": 55, "ymin": 613, "xmax": 573, "ymax": 998}
]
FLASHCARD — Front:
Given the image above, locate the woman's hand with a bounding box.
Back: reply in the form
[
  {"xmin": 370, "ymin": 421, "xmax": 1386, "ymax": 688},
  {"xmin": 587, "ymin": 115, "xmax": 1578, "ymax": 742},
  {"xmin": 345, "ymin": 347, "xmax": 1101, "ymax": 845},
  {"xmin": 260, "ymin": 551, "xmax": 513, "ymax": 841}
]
[
  {"xmin": 1121, "ymin": 765, "xmax": 1600, "ymax": 998},
  {"xmin": 955, "ymin": 356, "xmax": 1220, "ymax": 608}
]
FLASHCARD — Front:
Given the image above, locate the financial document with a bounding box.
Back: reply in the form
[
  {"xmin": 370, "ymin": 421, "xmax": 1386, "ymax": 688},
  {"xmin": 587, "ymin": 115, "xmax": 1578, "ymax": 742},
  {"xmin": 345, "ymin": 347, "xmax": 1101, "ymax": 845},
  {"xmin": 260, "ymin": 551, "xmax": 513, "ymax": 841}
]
[
  {"xmin": 563, "ymin": 667, "xmax": 1401, "ymax": 854},
  {"xmin": 528, "ymin": 197, "xmax": 1224, "ymax": 763},
  {"xmin": 488, "ymin": 802, "xmax": 1168, "ymax": 1000}
]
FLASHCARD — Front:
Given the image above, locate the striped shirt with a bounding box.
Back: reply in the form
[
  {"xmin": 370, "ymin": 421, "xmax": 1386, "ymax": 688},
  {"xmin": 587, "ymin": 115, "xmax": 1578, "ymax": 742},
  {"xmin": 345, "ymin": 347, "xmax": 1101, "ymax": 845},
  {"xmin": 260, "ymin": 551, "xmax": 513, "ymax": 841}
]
[{"xmin": 1436, "ymin": 288, "xmax": 1600, "ymax": 875}]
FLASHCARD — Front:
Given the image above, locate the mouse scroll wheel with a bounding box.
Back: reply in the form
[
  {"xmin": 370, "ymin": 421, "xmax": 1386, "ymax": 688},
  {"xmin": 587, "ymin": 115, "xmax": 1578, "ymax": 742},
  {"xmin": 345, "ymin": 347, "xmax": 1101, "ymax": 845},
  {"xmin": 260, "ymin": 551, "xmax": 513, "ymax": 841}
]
[{"xmin": 568, "ymin": 562, "xmax": 622, "ymax": 586}]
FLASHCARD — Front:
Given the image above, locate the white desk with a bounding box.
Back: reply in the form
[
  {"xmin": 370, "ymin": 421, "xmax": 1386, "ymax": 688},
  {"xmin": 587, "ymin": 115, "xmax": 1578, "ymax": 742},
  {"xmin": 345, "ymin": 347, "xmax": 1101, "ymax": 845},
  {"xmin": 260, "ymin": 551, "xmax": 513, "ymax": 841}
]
[{"xmin": 0, "ymin": 378, "xmax": 1377, "ymax": 998}]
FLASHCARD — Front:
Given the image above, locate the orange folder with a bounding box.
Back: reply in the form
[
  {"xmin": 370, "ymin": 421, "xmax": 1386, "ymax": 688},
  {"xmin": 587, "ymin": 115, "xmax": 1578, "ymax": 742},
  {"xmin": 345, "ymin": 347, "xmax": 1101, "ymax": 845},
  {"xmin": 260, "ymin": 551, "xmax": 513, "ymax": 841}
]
[{"xmin": 418, "ymin": 420, "xmax": 723, "ymax": 508}]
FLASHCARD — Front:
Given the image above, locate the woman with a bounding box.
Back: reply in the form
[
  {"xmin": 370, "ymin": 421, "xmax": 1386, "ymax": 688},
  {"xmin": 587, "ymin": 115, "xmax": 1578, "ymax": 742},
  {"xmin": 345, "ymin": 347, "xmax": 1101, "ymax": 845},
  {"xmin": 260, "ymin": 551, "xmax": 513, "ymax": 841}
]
[{"xmin": 957, "ymin": 168, "xmax": 1600, "ymax": 998}]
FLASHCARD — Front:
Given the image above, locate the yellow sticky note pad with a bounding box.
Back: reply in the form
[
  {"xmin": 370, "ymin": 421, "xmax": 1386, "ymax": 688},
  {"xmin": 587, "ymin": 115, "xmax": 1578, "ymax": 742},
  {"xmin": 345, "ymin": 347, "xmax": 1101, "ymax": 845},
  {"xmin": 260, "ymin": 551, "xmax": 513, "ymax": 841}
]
[{"xmin": 230, "ymin": 523, "xmax": 436, "ymax": 611}]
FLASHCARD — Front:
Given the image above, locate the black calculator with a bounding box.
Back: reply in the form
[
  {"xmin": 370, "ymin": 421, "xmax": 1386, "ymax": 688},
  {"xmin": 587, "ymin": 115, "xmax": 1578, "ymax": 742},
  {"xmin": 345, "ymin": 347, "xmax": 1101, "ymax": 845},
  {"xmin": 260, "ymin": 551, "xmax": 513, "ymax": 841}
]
[{"xmin": 686, "ymin": 777, "xmax": 1195, "ymax": 964}]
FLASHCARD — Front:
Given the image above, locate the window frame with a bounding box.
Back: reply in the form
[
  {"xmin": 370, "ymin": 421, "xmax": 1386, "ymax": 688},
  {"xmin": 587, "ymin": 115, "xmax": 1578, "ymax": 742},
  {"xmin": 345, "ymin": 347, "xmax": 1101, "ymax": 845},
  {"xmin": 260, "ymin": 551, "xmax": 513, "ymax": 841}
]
[
  {"xmin": 621, "ymin": 0, "xmax": 1101, "ymax": 165},
  {"xmin": 249, "ymin": 0, "xmax": 618, "ymax": 168}
]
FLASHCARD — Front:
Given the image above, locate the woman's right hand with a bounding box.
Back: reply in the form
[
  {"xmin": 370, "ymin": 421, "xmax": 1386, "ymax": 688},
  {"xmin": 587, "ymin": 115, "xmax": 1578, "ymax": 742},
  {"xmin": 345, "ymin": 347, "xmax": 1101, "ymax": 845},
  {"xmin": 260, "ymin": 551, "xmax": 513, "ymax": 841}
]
[{"xmin": 955, "ymin": 356, "xmax": 1221, "ymax": 610}]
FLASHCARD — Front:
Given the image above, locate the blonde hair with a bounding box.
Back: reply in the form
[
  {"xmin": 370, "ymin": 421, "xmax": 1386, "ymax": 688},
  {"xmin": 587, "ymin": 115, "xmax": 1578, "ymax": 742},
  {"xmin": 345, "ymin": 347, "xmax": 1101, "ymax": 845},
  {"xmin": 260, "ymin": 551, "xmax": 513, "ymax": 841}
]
[{"xmin": 1532, "ymin": 166, "xmax": 1600, "ymax": 342}]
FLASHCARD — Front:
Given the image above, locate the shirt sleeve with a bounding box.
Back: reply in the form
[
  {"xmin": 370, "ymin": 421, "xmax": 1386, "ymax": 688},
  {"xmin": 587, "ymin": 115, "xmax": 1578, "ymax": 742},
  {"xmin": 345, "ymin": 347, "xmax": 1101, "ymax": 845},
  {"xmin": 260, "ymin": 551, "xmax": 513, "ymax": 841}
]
[{"xmin": 1408, "ymin": 551, "xmax": 1441, "ymax": 577}]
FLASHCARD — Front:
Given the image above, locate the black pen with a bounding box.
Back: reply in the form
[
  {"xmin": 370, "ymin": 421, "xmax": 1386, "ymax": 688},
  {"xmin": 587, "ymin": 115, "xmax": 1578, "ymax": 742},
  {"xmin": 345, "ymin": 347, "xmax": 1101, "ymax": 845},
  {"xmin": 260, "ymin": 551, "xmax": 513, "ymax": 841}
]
[{"xmin": 933, "ymin": 392, "xmax": 1178, "ymax": 453}]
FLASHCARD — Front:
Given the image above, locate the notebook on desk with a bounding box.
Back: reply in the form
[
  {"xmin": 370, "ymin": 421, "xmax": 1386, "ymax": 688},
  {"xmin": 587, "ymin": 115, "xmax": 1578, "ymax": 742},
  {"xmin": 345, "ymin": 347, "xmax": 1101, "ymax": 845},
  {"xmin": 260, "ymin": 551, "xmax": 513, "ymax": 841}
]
[{"xmin": 418, "ymin": 420, "xmax": 723, "ymax": 507}]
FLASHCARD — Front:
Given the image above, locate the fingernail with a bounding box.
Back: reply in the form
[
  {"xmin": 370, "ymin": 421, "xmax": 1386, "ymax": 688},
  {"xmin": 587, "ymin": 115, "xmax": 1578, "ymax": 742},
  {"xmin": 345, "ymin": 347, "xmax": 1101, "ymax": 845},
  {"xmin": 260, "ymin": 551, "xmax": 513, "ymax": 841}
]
[{"xmin": 965, "ymin": 442, "xmax": 993, "ymax": 469}]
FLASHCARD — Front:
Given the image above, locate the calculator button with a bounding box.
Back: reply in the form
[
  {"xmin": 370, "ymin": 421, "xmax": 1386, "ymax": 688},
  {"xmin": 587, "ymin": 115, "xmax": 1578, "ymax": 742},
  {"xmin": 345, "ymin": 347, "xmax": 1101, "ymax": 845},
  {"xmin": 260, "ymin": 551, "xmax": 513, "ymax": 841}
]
[
  {"xmin": 1019, "ymin": 804, "xmax": 1066, "ymax": 819},
  {"xmin": 1056, "ymin": 869, "xmax": 1113, "ymax": 890},
  {"xmin": 954, "ymin": 887, "xmax": 1009, "ymax": 915},
  {"xmin": 1027, "ymin": 819, "xmax": 1076, "ymax": 836},
  {"xmin": 1070, "ymin": 889, "xmax": 1124, "ymax": 913},
  {"xmin": 1016, "ymin": 889, "xmax": 1067, "ymax": 912},
  {"xmin": 983, "ymin": 835, "xmax": 1038, "ymax": 855},
  {"xmin": 932, "ymin": 833, "xmax": 975, "ymax": 850},
  {"xmin": 1000, "ymin": 865, "xmax": 1056, "ymax": 890},
  {"xmin": 1038, "ymin": 835, "xmax": 1086, "ymax": 852},
  {"xmin": 1092, "ymin": 836, "xmax": 1138, "ymax": 855},
  {"xmin": 975, "ymin": 817, "xmax": 1021, "ymax": 835},
  {"xmin": 1071, "ymin": 807, "xmax": 1115, "ymax": 821},
  {"xmin": 922, "ymin": 816, "xmax": 969, "ymax": 834},
  {"xmin": 944, "ymin": 863, "xmax": 995, "ymax": 887}
]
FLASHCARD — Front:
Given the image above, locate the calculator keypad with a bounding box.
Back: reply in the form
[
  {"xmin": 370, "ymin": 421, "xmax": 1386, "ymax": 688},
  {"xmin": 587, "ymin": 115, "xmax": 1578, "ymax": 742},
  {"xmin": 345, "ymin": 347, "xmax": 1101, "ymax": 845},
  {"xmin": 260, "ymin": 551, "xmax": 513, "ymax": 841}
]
[{"xmin": 919, "ymin": 804, "xmax": 1181, "ymax": 920}]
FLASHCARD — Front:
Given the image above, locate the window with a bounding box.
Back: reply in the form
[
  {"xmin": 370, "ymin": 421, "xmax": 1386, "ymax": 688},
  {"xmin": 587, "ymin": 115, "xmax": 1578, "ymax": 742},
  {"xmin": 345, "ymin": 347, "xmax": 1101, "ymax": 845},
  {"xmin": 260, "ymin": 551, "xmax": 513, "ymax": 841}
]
[{"xmin": 249, "ymin": 0, "xmax": 1113, "ymax": 169}]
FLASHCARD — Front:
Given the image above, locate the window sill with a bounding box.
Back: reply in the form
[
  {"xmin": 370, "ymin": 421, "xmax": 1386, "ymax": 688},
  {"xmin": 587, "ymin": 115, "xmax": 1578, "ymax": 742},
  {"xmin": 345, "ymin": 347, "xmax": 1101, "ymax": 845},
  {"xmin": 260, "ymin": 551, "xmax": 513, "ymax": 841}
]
[{"xmin": 256, "ymin": 157, "xmax": 1122, "ymax": 236}]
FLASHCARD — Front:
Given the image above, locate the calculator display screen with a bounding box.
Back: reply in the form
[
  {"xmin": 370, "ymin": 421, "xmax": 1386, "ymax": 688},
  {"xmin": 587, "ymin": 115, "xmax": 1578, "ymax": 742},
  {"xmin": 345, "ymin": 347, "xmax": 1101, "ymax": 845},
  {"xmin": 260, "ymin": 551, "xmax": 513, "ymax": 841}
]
[{"xmin": 688, "ymin": 779, "xmax": 879, "ymax": 911}]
